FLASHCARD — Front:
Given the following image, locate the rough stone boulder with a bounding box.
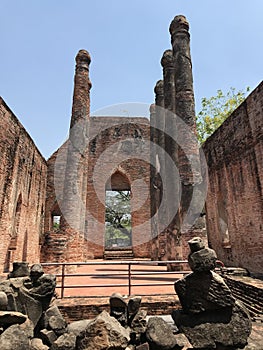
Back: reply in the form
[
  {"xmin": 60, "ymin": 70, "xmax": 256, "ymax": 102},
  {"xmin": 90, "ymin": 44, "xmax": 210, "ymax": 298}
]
[
  {"xmin": 0, "ymin": 262, "xmax": 56, "ymax": 328},
  {"xmin": 40, "ymin": 328, "xmax": 57, "ymax": 346},
  {"xmin": 51, "ymin": 332, "xmax": 76, "ymax": 350},
  {"xmin": 0, "ymin": 317, "xmax": 34, "ymax": 350},
  {"xmin": 188, "ymin": 247, "xmax": 217, "ymax": 273},
  {"xmin": 175, "ymin": 270, "xmax": 235, "ymax": 314},
  {"xmin": 0, "ymin": 291, "xmax": 8, "ymax": 310},
  {"xmin": 67, "ymin": 319, "xmax": 93, "ymax": 337},
  {"xmin": 173, "ymin": 300, "xmax": 251, "ymax": 349},
  {"xmin": 172, "ymin": 237, "xmax": 252, "ymax": 349},
  {"xmin": 110, "ymin": 292, "xmax": 128, "ymax": 327},
  {"xmin": 135, "ymin": 344, "xmax": 149, "ymax": 350},
  {"xmin": 130, "ymin": 309, "xmax": 147, "ymax": 344},
  {"xmin": 128, "ymin": 296, "xmax": 142, "ymax": 322},
  {"xmin": 146, "ymin": 317, "xmax": 183, "ymax": 350},
  {"xmin": 0, "ymin": 310, "xmax": 27, "ymax": 326},
  {"xmin": 48, "ymin": 315, "xmax": 67, "ymax": 336},
  {"xmin": 76, "ymin": 310, "xmax": 130, "ymax": 350},
  {"xmin": 30, "ymin": 337, "xmax": 49, "ymax": 350},
  {"xmin": 42, "ymin": 305, "xmax": 65, "ymax": 328},
  {"xmin": 8, "ymin": 262, "xmax": 30, "ymax": 278}
]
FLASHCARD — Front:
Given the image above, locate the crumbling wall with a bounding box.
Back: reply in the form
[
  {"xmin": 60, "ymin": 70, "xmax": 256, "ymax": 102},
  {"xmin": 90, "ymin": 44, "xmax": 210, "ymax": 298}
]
[
  {"xmin": 0, "ymin": 98, "xmax": 47, "ymax": 273},
  {"xmin": 41, "ymin": 144, "xmax": 68, "ymax": 263},
  {"xmin": 86, "ymin": 117, "xmax": 151, "ymax": 258},
  {"xmin": 203, "ymin": 81, "xmax": 263, "ymax": 275},
  {"xmin": 43, "ymin": 116, "xmax": 151, "ymax": 261}
]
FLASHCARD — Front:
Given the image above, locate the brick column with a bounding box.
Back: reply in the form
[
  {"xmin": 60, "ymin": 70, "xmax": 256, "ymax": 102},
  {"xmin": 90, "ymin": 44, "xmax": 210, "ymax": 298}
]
[
  {"xmin": 170, "ymin": 16, "xmax": 202, "ymax": 234},
  {"xmin": 154, "ymin": 80, "xmax": 165, "ymax": 193},
  {"xmin": 60, "ymin": 50, "xmax": 92, "ymax": 262},
  {"xmin": 70, "ymin": 50, "xmax": 92, "ymax": 127},
  {"xmin": 161, "ymin": 49, "xmax": 182, "ymax": 262},
  {"xmin": 153, "ymin": 80, "xmax": 168, "ymax": 259},
  {"xmin": 161, "ymin": 50, "xmax": 176, "ymax": 113},
  {"xmin": 150, "ymin": 103, "xmax": 159, "ymax": 259}
]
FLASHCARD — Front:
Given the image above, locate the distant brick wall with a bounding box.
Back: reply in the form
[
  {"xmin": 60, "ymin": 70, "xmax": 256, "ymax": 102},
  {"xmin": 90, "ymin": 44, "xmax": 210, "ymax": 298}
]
[
  {"xmin": 87, "ymin": 117, "xmax": 151, "ymax": 258},
  {"xmin": 43, "ymin": 117, "xmax": 152, "ymax": 261},
  {"xmin": 203, "ymin": 82, "xmax": 263, "ymax": 275},
  {"xmin": 0, "ymin": 98, "xmax": 47, "ymax": 273}
]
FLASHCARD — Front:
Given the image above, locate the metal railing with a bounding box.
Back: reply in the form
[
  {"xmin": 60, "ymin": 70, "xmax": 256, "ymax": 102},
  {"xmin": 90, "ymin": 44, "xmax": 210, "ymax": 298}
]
[{"xmin": 41, "ymin": 260, "xmax": 190, "ymax": 298}]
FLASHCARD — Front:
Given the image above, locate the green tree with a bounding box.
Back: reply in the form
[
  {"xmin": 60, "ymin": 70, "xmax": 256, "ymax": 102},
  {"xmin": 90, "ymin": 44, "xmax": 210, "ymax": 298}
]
[
  {"xmin": 196, "ymin": 87, "xmax": 250, "ymax": 144},
  {"xmin": 105, "ymin": 190, "xmax": 131, "ymax": 247}
]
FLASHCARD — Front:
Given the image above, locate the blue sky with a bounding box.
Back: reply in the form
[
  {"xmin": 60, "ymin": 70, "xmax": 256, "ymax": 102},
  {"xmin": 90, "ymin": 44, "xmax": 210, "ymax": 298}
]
[{"xmin": 1, "ymin": 0, "xmax": 262, "ymax": 159}]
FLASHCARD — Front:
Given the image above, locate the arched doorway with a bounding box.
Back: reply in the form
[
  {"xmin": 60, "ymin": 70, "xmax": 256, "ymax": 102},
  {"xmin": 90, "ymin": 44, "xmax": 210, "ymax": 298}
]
[{"xmin": 104, "ymin": 171, "xmax": 133, "ymax": 259}]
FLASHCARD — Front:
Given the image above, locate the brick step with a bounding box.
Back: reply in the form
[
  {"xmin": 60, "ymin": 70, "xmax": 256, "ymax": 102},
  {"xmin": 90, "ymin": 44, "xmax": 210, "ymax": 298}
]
[
  {"xmin": 233, "ymin": 297, "xmax": 263, "ymax": 319},
  {"xmin": 240, "ymin": 302, "xmax": 263, "ymax": 319},
  {"xmin": 232, "ymin": 291, "xmax": 263, "ymax": 309},
  {"xmin": 240, "ymin": 300, "xmax": 263, "ymax": 315},
  {"xmin": 232, "ymin": 291, "xmax": 263, "ymax": 304},
  {"xmin": 104, "ymin": 249, "xmax": 134, "ymax": 260},
  {"xmin": 234, "ymin": 295, "xmax": 263, "ymax": 311}
]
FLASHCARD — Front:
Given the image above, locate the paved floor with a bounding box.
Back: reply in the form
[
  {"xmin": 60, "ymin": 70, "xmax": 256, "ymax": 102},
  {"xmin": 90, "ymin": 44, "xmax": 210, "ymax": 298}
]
[
  {"xmin": 51, "ymin": 260, "xmax": 189, "ymax": 298},
  {"xmin": 245, "ymin": 322, "xmax": 263, "ymax": 349}
]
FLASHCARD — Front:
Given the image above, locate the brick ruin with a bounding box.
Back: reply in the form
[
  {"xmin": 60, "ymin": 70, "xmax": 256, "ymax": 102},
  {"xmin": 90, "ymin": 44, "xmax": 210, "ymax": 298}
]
[
  {"xmin": 150, "ymin": 16, "xmax": 207, "ymax": 266},
  {"xmin": 42, "ymin": 115, "xmax": 152, "ymax": 262},
  {"xmin": 0, "ymin": 15, "xmax": 262, "ymax": 275},
  {"xmin": 0, "ymin": 98, "xmax": 47, "ymax": 271},
  {"xmin": 203, "ymin": 81, "xmax": 263, "ymax": 276}
]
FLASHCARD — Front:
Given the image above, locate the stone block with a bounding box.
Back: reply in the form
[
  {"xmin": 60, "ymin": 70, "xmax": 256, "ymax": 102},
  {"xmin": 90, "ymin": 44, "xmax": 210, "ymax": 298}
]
[{"xmin": 76, "ymin": 310, "xmax": 130, "ymax": 350}]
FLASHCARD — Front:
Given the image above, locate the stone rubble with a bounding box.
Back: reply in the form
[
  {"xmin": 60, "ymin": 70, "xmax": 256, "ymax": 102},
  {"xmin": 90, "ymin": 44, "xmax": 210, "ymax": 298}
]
[
  {"xmin": 0, "ymin": 254, "xmax": 257, "ymax": 349},
  {"xmin": 0, "ymin": 261, "xmax": 187, "ymax": 349},
  {"xmin": 76, "ymin": 310, "xmax": 130, "ymax": 350},
  {"xmin": 146, "ymin": 317, "xmax": 182, "ymax": 350},
  {"xmin": 172, "ymin": 237, "xmax": 252, "ymax": 349}
]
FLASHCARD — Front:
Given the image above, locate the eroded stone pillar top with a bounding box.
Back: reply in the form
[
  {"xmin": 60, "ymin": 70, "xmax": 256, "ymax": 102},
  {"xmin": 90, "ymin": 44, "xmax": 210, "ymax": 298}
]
[
  {"xmin": 154, "ymin": 80, "xmax": 164, "ymax": 108},
  {"xmin": 154, "ymin": 80, "xmax": 164, "ymax": 96},
  {"xmin": 169, "ymin": 15, "xmax": 189, "ymax": 35},
  {"xmin": 75, "ymin": 49, "xmax": 91, "ymax": 67},
  {"xmin": 70, "ymin": 49, "xmax": 92, "ymax": 128},
  {"xmin": 161, "ymin": 49, "xmax": 174, "ymax": 68}
]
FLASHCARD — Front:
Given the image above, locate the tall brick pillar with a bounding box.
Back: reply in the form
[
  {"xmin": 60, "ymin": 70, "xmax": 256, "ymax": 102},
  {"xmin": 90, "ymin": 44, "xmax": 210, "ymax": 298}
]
[
  {"xmin": 169, "ymin": 16, "xmax": 202, "ymax": 238},
  {"xmin": 150, "ymin": 103, "xmax": 159, "ymax": 259},
  {"xmin": 154, "ymin": 80, "xmax": 165, "ymax": 203},
  {"xmin": 60, "ymin": 50, "xmax": 92, "ymax": 262},
  {"xmin": 153, "ymin": 80, "xmax": 169, "ymax": 260},
  {"xmin": 161, "ymin": 49, "xmax": 182, "ymax": 262}
]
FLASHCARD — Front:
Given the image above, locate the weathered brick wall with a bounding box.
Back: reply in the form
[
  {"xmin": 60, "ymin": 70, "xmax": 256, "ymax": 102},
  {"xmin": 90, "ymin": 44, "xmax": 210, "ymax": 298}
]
[
  {"xmin": 41, "ymin": 140, "xmax": 101, "ymax": 263},
  {"xmin": 86, "ymin": 117, "xmax": 151, "ymax": 258},
  {"xmin": 0, "ymin": 98, "xmax": 47, "ymax": 273},
  {"xmin": 41, "ymin": 145, "xmax": 67, "ymax": 263},
  {"xmin": 203, "ymin": 81, "xmax": 263, "ymax": 275},
  {"xmin": 43, "ymin": 116, "xmax": 152, "ymax": 261}
]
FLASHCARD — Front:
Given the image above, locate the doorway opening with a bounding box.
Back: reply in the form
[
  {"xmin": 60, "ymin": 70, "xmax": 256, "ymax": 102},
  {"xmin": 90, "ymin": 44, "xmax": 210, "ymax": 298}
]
[
  {"xmin": 105, "ymin": 190, "xmax": 131, "ymax": 248},
  {"xmin": 104, "ymin": 171, "xmax": 132, "ymax": 253}
]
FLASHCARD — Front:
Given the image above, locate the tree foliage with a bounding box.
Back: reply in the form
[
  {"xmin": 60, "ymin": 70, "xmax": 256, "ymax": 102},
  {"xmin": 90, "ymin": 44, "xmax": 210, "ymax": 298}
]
[
  {"xmin": 196, "ymin": 87, "xmax": 250, "ymax": 144},
  {"xmin": 105, "ymin": 190, "xmax": 131, "ymax": 247}
]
